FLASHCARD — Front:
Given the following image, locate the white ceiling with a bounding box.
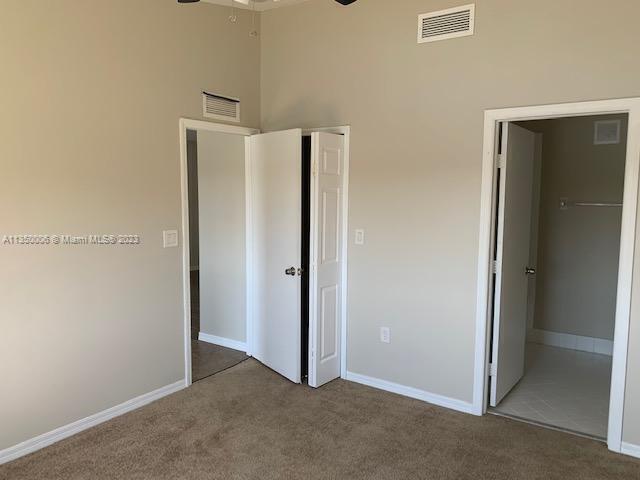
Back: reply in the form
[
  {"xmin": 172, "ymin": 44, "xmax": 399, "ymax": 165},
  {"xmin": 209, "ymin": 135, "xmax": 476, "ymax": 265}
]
[{"xmin": 200, "ymin": 0, "xmax": 310, "ymax": 11}]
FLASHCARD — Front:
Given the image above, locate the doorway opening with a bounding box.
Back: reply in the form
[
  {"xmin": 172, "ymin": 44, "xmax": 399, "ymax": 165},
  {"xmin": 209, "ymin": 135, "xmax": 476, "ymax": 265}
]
[
  {"xmin": 180, "ymin": 120, "xmax": 350, "ymax": 390},
  {"xmin": 475, "ymin": 98, "xmax": 640, "ymax": 453},
  {"xmin": 487, "ymin": 114, "xmax": 628, "ymax": 440},
  {"xmin": 246, "ymin": 129, "xmax": 348, "ymax": 388},
  {"xmin": 184, "ymin": 125, "xmax": 253, "ymax": 383}
]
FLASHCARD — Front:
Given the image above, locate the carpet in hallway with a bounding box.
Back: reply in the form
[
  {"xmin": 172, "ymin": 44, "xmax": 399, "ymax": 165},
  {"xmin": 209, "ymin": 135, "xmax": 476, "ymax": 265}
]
[{"xmin": 191, "ymin": 340, "xmax": 248, "ymax": 382}]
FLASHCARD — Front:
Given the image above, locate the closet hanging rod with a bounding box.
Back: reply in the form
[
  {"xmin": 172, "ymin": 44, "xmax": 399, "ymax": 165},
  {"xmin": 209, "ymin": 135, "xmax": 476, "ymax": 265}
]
[{"xmin": 559, "ymin": 198, "xmax": 622, "ymax": 209}]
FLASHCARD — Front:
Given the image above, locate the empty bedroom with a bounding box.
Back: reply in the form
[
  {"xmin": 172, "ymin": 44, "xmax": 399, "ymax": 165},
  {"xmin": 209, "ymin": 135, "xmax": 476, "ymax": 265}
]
[{"xmin": 2, "ymin": 1, "xmax": 640, "ymax": 479}]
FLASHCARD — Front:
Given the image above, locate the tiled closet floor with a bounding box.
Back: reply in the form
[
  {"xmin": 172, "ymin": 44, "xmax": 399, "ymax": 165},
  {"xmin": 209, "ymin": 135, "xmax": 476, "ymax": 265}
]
[{"xmin": 491, "ymin": 343, "xmax": 612, "ymax": 439}]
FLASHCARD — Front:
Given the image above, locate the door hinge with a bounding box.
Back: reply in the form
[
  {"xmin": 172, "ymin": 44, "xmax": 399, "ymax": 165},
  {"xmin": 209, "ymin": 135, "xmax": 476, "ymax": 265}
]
[
  {"xmin": 497, "ymin": 154, "xmax": 505, "ymax": 169},
  {"xmin": 492, "ymin": 260, "xmax": 498, "ymax": 274},
  {"xmin": 489, "ymin": 363, "xmax": 497, "ymax": 377},
  {"xmin": 312, "ymin": 160, "xmax": 318, "ymax": 177}
]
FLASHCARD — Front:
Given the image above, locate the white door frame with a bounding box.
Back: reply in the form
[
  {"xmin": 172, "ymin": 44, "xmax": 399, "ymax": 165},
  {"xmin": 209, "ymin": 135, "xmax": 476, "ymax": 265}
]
[
  {"xmin": 473, "ymin": 98, "xmax": 640, "ymax": 453},
  {"xmin": 180, "ymin": 121, "xmax": 351, "ymax": 386},
  {"xmin": 179, "ymin": 118, "xmax": 259, "ymax": 387},
  {"xmin": 302, "ymin": 126, "xmax": 351, "ymax": 379}
]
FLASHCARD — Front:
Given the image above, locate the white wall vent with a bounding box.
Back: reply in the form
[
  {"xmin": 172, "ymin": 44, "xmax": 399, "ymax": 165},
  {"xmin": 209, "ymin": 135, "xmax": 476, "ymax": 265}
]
[
  {"xmin": 418, "ymin": 4, "xmax": 475, "ymax": 44},
  {"xmin": 202, "ymin": 91, "xmax": 240, "ymax": 122},
  {"xmin": 594, "ymin": 119, "xmax": 621, "ymax": 145}
]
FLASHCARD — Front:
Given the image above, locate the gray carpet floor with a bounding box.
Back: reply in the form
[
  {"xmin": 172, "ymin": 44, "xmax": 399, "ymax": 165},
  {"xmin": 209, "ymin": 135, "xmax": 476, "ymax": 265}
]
[{"xmin": 2, "ymin": 359, "xmax": 640, "ymax": 480}]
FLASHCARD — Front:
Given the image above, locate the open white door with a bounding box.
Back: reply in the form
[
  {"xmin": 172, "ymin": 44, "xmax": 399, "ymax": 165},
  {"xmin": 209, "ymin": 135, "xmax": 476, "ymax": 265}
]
[
  {"xmin": 490, "ymin": 123, "xmax": 536, "ymax": 406},
  {"xmin": 249, "ymin": 129, "xmax": 302, "ymax": 384},
  {"xmin": 308, "ymin": 132, "xmax": 345, "ymax": 388}
]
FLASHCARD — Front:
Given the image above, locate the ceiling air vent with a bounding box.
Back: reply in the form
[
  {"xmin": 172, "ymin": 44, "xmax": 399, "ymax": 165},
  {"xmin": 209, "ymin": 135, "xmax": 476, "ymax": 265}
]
[
  {"xmin": 594, "ymin": 120, "xmax": 621, "ymax": 145},
  {"xmin": 202, "ymin": 91, "xmax": 240, "ymax": 122},
  {"xmin": 418, "ymin": 4, "xmax": 475, "ymax": 44}
]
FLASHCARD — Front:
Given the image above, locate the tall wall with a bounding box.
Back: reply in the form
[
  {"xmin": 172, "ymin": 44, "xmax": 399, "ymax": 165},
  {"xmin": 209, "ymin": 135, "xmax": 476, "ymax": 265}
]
[
  {"xmin": 5, "ymin": 0, "xmax": 640, "ymax": 455},
  {"xmin": 259, "ymin": 0, "xmax": 640, "ymax": 445},
  {"xmin": 0, "ymin": 0, "xmax": 260, "ymax": 450}
]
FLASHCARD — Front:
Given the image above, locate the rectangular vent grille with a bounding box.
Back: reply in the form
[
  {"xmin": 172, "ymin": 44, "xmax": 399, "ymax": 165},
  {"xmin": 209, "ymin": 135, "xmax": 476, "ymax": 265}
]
[
  {"xmin": 594, "ymin": 120, "xmax": 621, "ymax": 145},
  {"xmin": 202, "ymin": 91, "xmax": 240, "ymax": 122},
  {"xmin": 418, "ymin": 4, "xmax": 475, "ymax": 44}
]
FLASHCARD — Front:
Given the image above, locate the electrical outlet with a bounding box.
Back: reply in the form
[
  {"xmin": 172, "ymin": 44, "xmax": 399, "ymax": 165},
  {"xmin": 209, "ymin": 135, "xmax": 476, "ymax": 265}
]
[{"xmin": 380, "ymin": 327, "xmax": 390, "ymax": 344}]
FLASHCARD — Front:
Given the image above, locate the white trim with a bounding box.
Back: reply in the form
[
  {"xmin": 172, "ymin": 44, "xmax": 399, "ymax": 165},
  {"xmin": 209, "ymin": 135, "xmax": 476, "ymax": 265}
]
[
  {"xmin": 198, "ymin": 332, "xmax": 247, "ymax": 352},
  {"xmin": 308, "ymin": 134, "xmax": 319, "ymax": 387},
  {"xmin": 621, "ymin": 442, "xmax": 640, "ymax": 459},
  {"xmin": 179, "ymin": 119, "xmax": 192, "ymax": 387},
  {"xmin": 345, "ymin": 371, "xmax": 475, "ymax": 415},
  {"xmin": 181, "ymin": 118, "xmax": 257, "ymax": 136},
  {"xmin": 528, "ymin": 329, "xmax": 614, "ymax": 356},
  {"xmin": 302, "ymin": 126, "xmax": 351, "ymax": 379},
  {"xmin": 179, "ymin": 118, "xmax": 259, "ymax": 387},
  {"xmin": 244, "ymin": 136, "xmax": 254, "ymax": 357},
  {"xmin": 0, "ymin": 380, "xmax": 184, "ymax": 465},
  {"xmin": 473, "ymin": 97, "xmax": 640, "ymax": 454}
]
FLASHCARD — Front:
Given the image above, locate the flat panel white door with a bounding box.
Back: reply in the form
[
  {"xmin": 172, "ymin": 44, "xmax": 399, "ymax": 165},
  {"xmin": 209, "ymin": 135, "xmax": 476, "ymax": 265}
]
[
  {"xmin": 249, "ymin": 129, "xmax": 302, "ymax": 384},
  {"xmin": 308, "ymin": 132, "xmax": 344, "ymax": 388},
  {"xmin": 490, "ymin": 123, "xmax": 536, "ymax": 406}
]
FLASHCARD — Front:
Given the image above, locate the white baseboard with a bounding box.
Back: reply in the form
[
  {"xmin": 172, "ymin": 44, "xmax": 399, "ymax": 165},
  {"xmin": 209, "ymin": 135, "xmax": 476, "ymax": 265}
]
[
  {"xmin": 345, "ymin": 371, "xmax": 474, "ymax": 415},
  {"xmin": 528, "ymin": 329, "xmax": 613, "ymax": 356},
  {"xmin": 0, "ymin": 379, "xmax": 185, "ymax": 466},
  {"xmin": 621, "ymin": 442, "xmax": 640, "ymax": 459},
  {"xmin": 198, "ymin": 332, "xmax": 247, "ymax": 352}
]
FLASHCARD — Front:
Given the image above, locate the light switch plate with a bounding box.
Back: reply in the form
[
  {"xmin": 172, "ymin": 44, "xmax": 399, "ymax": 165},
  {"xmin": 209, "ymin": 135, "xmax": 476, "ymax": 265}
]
[
  {"xmin": 355, "ymin": 229, "xmax": 365, "ymax": 245},
  {"xmin": 380, "ymin": 327, "xmax": 390, "ymax": 344},
  {"xmin": 163, "ymin": 230, "xmax": 179, "ymax": 248}
]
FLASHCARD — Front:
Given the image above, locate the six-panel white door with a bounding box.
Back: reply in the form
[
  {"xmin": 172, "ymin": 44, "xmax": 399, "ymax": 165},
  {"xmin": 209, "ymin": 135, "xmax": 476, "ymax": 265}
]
[{"xmin": 308, "ymin": 132, "xmax": 345, "ymax": 388}]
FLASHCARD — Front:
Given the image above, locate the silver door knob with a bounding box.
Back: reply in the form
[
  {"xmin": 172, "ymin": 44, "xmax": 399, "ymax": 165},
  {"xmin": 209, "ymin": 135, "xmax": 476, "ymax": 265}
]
[
  {"xmin": 285, "ymin": 267, "xmax": 296, "ymax": 276},
  {"xmin": 525, "ymin": 267, "xmax": 536, "ymax": 275}
]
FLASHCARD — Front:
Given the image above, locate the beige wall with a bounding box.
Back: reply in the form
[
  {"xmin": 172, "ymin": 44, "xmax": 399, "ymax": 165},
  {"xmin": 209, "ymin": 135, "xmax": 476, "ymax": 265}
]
[
  {"xmin": 260, "ymin": 0, "xmax": 640, "ymax": 445},
  {"xmin": 0, "ymin": 0, "xmax": 260, "ymax": 450},
  {"xmin": 524, "ymin": 115, "xmax": 627, "ymax": 340},
  {"xmin": 5, "ymin": 0, "xmax": 640, "ymax": 455},
  {"xmin": 197, "ymin": 131, "xmax": 247, "ymax": 342},
  {"xmin": 187, "ymin": 133, "xmax": 200, "ymax": 269}
]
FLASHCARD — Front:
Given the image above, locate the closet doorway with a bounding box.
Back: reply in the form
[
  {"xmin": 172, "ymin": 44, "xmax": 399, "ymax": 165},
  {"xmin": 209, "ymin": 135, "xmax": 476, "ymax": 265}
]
[
  {"xmin": 475, "ymin": 98, "xmax": 640, "ymax": 454},
  {"xmin": 489, "ymin": 115, "xmax": 627, "ymax": 439}
]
